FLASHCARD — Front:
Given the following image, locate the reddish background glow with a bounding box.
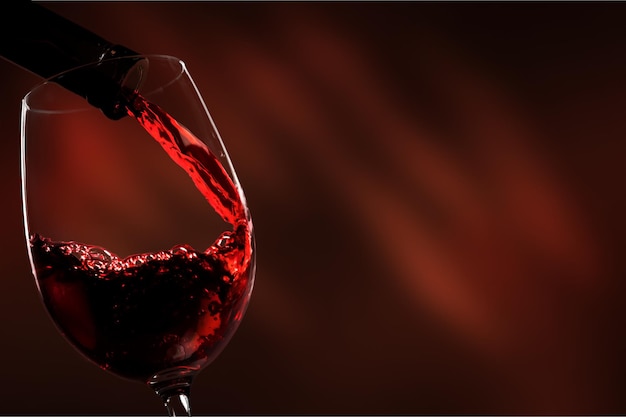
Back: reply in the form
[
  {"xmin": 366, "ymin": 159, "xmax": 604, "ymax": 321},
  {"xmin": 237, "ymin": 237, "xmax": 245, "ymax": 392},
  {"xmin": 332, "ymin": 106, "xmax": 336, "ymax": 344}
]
[{"xmin": 1, "ymin": 2, "xmax": 626, "ymax": 415}]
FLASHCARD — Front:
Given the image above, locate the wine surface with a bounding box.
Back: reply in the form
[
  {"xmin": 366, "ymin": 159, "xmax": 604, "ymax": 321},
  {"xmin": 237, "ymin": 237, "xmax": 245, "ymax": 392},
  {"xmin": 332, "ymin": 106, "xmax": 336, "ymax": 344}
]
[{"xmin": 29, "ymin": 94, "xmax": 253, "ymax": 382}]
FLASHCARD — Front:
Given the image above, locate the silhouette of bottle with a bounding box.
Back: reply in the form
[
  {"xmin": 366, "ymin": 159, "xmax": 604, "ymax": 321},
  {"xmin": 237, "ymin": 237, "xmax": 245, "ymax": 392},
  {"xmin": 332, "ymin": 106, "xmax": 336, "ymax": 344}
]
[{"xmin": 0, "ymin": 1, "xmax": 142, "ymax": 119}]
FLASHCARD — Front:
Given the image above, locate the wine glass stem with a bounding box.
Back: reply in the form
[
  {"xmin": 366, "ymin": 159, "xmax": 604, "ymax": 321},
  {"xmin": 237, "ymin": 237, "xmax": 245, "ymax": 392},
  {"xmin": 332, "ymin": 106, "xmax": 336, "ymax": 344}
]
[{"xmin": 164, "ymin": 392, "xmax": 192, "ymax": 417}]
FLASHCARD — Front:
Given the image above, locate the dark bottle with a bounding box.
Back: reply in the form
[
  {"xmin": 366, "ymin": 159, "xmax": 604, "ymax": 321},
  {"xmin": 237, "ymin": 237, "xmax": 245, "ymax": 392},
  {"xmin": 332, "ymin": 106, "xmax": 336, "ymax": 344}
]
[{"xmin": 0, "ymin": 1, "xmax": 142, "ymax": 119}]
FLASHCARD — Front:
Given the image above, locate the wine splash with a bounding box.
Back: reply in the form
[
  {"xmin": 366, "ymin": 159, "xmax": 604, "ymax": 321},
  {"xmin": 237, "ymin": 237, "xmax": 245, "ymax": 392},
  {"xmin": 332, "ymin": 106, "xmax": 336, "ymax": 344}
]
[{"xmin": 29, "ymin": 94, "xmax": 254, "ymax": 383}]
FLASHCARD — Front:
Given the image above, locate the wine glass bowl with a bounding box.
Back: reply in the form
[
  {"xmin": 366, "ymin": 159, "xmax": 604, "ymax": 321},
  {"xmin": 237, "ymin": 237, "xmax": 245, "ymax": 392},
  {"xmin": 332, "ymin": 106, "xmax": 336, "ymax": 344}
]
[{"xmin": 21, "ymin": 55, "xmax": 255, "ymax": 416}]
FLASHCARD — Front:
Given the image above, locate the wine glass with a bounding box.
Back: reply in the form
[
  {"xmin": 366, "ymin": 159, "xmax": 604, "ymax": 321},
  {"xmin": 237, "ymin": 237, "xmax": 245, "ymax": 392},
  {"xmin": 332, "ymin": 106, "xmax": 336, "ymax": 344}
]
[{"xmin": 20, "ymin": 55, "xmax": 256, "ymax": 417}]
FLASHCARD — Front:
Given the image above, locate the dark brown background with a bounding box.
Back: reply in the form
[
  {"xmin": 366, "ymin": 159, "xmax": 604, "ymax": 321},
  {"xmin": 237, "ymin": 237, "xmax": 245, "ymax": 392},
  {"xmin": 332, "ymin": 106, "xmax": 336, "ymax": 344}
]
[{"xmin": 2, "ymin": 1, "xmax": 626, "ymax": 415}]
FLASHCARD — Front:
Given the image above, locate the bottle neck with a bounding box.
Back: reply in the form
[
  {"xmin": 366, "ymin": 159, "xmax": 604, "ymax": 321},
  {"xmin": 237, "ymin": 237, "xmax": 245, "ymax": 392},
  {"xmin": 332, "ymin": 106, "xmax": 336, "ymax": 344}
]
[
  {"xmin": 0, "ymin": 1, "xmax": 141, "ymax": 119},
  {"xmin": 0, "ymin": 2, "xmax": 138, "ymax": 77}
]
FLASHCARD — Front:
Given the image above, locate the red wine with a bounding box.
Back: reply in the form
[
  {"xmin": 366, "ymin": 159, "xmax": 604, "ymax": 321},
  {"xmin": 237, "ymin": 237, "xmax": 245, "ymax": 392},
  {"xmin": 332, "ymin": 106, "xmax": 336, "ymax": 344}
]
[{"xmin": 29, "ymin": 95, "xmax": 254, "ymax": 383}]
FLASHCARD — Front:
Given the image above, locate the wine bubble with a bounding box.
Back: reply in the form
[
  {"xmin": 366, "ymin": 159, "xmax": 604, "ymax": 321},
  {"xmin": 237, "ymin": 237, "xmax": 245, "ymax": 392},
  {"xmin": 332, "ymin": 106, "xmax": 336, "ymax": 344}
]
[{"xmin": 85, "ymin": 246, "xmax": 114, "ymax": 271}]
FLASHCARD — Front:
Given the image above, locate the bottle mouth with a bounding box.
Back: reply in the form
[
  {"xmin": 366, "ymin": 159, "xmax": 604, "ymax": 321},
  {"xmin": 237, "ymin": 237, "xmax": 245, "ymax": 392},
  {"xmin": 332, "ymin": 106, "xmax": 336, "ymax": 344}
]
[
  {"xmin": 94, "ymin": 45, "xmax": 150, "ymax": 119},
  {"xmin": 54, "ymin": 54, "xmax": 147, "ymax": 120},
  {"xmin": 120, "ymin": 56, "xmax": 149, "ymax": 96}
]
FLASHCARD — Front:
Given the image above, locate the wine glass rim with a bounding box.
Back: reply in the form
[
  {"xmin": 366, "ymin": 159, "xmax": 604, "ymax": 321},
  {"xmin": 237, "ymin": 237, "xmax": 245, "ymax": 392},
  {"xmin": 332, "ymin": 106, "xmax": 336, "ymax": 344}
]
[{"xmin": 22, "ymin": 54, "xmax": 187, "ymax": 114}]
